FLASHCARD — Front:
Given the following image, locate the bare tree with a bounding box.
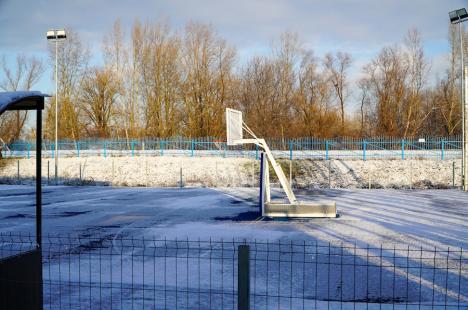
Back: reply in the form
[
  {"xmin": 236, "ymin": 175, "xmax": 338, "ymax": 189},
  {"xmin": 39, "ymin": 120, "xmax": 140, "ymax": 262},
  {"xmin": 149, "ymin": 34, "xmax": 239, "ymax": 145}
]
[
  {"xmin": 240, "ymin": 32, "xmax": 307, "ymax": 138},
  {"xmin": 14, "ymin": 20, "xmax": 463, "ymax": 141},
  {"xmin": 401, "ymin": 29, "xmax": 429, "ymax": 137},
  {"xmin": 363, "ymin": 45, "xmax": 408, "ymax": 136},
  {"xmin": 137, "ymin": 21, "xmax": 182, "ymax": 137},
  {"xmin": 357, "ymin": 78, "xmax": 371, "ymax": 136},
  {"xmin": 79, "ymin": 67, "xmax": 120, "ymax": 137},
  {"xmin": 0, "ymin": 55, "xmax": 44, "ymax": 142},
  {"xmin": 325, "ymin": 52, "xmax": 352, "ymax": 135},
  {"xmin": 181, "ymin": 22, "xmax": 236, "ymax": 137},
  {"xmin": 433, "ymin": 24, "xmax": 466, "ymax": 135},
  {"xmin": 103, "ymin": 19, "xmax": 150, "ymax": 140},
  {"xmin": 239, "ymin": 56, "xmax": 277, "ymax": 137},
  {"xmin": 294, "ymin": 52, "xmax": 338, "ymax": 138}
]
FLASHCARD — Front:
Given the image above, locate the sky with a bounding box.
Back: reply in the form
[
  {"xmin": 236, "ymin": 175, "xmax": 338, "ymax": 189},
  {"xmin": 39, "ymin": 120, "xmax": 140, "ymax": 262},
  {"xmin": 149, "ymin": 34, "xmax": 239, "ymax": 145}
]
[{"xmin": 0, "ymin": 0, "xmax": 466, "ymax": 109}]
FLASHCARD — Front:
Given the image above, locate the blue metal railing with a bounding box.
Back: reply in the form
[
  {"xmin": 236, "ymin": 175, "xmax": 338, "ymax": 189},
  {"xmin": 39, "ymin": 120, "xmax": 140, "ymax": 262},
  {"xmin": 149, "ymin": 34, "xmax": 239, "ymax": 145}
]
[{"xmin": 1, "ymin": 136, "xmax": 462, "ymax": 160}]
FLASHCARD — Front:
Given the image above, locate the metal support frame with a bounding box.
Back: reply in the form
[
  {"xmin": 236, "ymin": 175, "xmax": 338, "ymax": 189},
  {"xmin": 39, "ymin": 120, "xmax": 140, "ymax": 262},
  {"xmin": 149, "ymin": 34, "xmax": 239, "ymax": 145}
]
[
  {"xmin": 237, "ymin": 138, "xmax": 296, "ymax": 204},
  {"xmin": 36, "ymin": 100, "xmax": 42, "ymax": 247},
  {"xmin": 228, "ymin": 111, "xmax": 336, "ymax": 218}
]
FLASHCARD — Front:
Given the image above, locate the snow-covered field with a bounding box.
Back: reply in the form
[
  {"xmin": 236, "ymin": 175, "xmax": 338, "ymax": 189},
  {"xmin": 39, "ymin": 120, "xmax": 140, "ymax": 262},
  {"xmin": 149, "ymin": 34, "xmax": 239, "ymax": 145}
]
[
  {"xmin": 0, "ymin": 156, "xmax": 463, "ymax": 189},
  {"xmin": 0, "ymin": 185, "xmax": 466, "ymax": 248},
  {"xmin": 0, "ymin": 185, "xmax": 466, "ymax": 308}
]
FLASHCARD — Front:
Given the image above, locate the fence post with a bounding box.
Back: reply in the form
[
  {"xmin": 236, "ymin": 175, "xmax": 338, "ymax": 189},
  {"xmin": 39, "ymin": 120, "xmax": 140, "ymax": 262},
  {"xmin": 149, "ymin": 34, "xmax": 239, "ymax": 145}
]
[
  {"xmin": 325, "ymin": 140, "xmax": 329, "ymax": 160},
  {"xmin": 51, "ymin": 143, "xmax": 55, "ymax": 159},
  {"xmin": 27, "ymin": 142, "xmax": 30, "ymax": 159},
  {"xmin": 453, "ymin": 161, "xmax": 455, "ymax": 188},
  {"xmin": 77, "ymin": 142, "xmax": 80, "ymax": 158},
  {"xmin": 17, "ymin": 160, "xmax": 20, "ymax": 183},
  {"xmin": 131, "ymin": 141, "xmax": 135, "ymax": 157},
  {"xmin": 289, "ymin": 140, "xmax": 293, "ymax": 160},
  {"xmin": 363, "ymin": 140, "xmax": 367, "ymax": 161},
  {"xmin": 179, "ymin": 167, "xmax": 183, "ymax": 188},
  {"xmin": 401, "ymin": 139, "xmax": 405, "ymax": 160},
  {"xmin": 238, "ymin": 244, "xmax": 250, "ymax": 310},
  {"xmin": 255, "ymin": 144, "xmax": 259, "ymax": 160},
  {"xmin": 160, "ymin": 140, "xmax": 164, "ymax": 156},
  {"xmin": 103, "ymin": 141, "xmax": 107, "ymax": 158},
  {"xmin": 441, "ymin": 139, "xmax": 445, "ymax": 160},
  {"xmin": 191, "ymin": 140, "xmax": 195, "ymax": 157},
  {"xmin": 289, "ymin": 159, "xmax": 293, "ymax": 186}
]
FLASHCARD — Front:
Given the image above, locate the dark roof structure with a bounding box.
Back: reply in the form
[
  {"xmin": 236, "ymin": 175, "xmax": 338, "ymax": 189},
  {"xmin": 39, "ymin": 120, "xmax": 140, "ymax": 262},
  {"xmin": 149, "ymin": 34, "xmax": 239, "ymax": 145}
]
[
  {"xmin": 0, "ymin": 91, "xmax": 49, "ymax": 248},
  {"xmin": 0, "ymin": 91, "xmax": 49, "ymax": 115},
  {"xmin": 0, "ymin": 90, "xmax": 49, "ymax": 307}
]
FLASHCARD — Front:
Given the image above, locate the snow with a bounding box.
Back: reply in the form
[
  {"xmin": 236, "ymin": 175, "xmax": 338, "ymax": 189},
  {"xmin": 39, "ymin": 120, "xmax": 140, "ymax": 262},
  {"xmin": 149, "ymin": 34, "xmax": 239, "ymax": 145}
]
[
  {"xmin": 0, "ymin": 156, "xmax": 463, "ymax": 189},
  {"xmin": 0, "ymin": 185, "xmax": 466, "ymax": 248},
  {"xmin": 0, "ymin": 156, "xmax": 256, "ymax": 187},
  {"xmin": 0, "ymin": 185, "xmax": 466, "ymax": 308}
]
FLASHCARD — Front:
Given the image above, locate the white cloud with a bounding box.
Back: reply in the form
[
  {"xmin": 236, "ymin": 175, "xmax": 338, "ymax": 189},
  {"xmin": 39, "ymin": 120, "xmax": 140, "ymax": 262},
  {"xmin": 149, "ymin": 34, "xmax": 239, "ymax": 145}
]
[{"xmin": 0, "ymin": 0, "xmax": 465, "ymax": 93}]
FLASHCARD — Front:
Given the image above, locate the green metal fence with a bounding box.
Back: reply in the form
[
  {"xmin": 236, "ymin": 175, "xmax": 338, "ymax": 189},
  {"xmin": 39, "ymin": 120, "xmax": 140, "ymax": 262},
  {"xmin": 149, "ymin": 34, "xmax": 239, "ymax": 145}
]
[{"xmin": 1, "ymin": 136, "xmax": 462, "ymax": 160}]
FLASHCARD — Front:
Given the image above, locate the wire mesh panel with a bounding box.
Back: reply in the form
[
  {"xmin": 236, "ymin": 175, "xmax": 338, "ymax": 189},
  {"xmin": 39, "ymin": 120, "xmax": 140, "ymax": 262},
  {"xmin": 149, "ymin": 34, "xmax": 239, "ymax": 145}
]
[
  {"xmin": 0, "ymin": 234, "xmax": 467, "ymax": 309},
  {"xmin": 41, "ymin": 236, "xmax": 239, "ymax": 309},
  {"xmin": 249, "ymin": 242, "xmax": 468, "ymax": 309}
]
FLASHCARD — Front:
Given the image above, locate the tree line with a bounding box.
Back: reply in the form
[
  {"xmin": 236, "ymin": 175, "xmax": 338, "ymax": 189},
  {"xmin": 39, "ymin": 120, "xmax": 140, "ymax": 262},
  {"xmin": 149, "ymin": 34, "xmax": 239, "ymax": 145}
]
[{"xmin": 1, "ymin": 20, "xmax": 467, "ymax": 143}]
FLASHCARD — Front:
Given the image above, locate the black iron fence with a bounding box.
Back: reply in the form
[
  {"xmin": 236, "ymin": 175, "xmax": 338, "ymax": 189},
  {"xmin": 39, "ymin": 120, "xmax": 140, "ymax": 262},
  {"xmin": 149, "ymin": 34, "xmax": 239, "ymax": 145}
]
[{"xmin": 0, "ymin": 233, "xmax": 467, "ymax": 309}]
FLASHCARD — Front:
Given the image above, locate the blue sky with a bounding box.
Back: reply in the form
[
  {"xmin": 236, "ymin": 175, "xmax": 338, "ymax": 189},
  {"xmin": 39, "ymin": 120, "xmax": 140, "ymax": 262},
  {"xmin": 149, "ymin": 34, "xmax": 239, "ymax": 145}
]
[{"xmin": 0, "ymin": 0, "xmax": 465, "ymax": 102}]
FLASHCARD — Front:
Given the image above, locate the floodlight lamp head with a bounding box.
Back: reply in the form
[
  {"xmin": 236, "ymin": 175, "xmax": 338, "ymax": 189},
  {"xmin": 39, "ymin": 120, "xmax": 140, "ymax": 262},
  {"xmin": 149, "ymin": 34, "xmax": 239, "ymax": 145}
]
[
  {"xmin": 56, "ymin": 29, "xmax": 66, "ymax": 39},
  {"xmin": 46, "ymin": 29, "xmax": 67, "ymax": 40},
  {"xmin": 449, "ymin": 8, "xmax": 468, "ymax": 24},
  {"xmin": 46, "ymin": 30, "xmax": 55, "ymax": 40}
]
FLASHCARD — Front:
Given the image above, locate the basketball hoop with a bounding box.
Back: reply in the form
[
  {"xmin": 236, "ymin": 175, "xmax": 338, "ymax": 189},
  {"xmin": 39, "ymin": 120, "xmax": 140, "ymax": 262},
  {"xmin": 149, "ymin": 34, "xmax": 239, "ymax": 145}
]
[{"xmin": 225, "ymin": 107, "xmax": 336, "ymax": 218}]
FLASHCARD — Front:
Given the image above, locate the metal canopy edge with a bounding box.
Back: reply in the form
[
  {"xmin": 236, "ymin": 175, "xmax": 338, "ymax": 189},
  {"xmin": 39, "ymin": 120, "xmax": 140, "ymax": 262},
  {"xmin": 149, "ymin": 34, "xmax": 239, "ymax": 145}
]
[{"xmin": 0, "ymin": 91, "xmax": 50, "ymax": 115}]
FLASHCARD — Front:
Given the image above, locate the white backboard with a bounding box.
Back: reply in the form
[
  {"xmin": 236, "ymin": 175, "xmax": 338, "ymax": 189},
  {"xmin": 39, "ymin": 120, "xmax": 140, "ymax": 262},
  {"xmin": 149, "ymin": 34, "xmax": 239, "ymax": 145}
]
[{"xmin": 226, "ymin": 108, "xmax": 243, "ymax": 145}]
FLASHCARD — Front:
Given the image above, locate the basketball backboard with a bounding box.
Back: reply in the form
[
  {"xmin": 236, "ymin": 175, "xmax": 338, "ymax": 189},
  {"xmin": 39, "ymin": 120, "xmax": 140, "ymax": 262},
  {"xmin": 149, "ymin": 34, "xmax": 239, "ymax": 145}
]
[{"xmin": 226, "ymin": 108, "xmax": 243, "ymax": 145}]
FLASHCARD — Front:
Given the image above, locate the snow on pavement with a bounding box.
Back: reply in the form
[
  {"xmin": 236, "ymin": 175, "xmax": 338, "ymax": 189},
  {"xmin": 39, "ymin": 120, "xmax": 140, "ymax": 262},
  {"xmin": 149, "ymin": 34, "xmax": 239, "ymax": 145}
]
[{"xmin": 0, "ymin": 185, "xmax": 466, "ymax": 249}]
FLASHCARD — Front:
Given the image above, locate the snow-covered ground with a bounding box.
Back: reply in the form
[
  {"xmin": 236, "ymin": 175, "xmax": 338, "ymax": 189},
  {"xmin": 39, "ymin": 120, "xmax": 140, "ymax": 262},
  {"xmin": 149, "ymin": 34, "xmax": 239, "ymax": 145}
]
[
  {"xmin": 0, "ymin": 186, "xmax": 466, "ymax": 248},
  {"xmin": 0, "ymin": 185, "xmax": 466, "ymax": 308},
  {"xmin": 0, "ymin": 156, "xmax": 463, "ymax": 189}
]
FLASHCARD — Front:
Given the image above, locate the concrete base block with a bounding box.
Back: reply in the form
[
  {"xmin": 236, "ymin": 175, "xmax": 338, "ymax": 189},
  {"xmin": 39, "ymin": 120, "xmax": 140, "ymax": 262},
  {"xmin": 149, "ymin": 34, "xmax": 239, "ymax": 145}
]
[{"xmin": 264, "ymin": 201, "xmax": 337, "ymax": 218}]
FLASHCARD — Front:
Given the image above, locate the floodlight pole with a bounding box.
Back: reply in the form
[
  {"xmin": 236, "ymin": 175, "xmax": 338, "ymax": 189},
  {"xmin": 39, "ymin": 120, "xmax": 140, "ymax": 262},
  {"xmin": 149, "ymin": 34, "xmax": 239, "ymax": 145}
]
[
  {"xmin": 55, "ymin": 39, "xmax": 58, "ymax": 185},
  {"xmin": 465, "ymin": 65, "xmax": 468, "ymax": 191},
  {"xmin": 449, "ymin": 9, "xmax": 467, "ymax": 190},
  {"xmin": 47, "ymin": 29, "xmax": 66, "ymax": 185},
  {"xmin": 459, "ymin": 21, "xmax": 466, "ymax": 191}
]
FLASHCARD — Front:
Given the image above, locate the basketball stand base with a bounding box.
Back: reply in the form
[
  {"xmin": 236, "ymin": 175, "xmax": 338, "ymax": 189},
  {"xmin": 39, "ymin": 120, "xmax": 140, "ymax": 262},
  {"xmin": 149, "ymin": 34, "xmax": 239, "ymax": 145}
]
[{"xmin": 264, "ymin": 201, "xmax": 337, "ymax": 218}]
